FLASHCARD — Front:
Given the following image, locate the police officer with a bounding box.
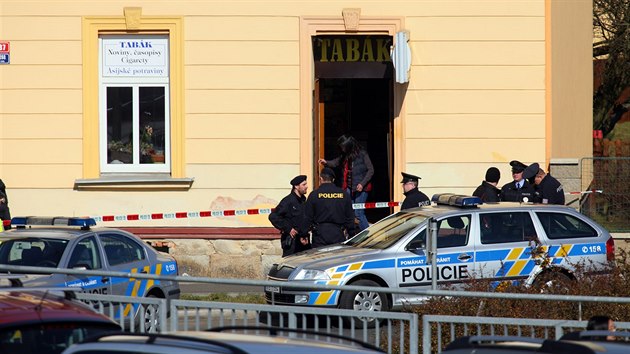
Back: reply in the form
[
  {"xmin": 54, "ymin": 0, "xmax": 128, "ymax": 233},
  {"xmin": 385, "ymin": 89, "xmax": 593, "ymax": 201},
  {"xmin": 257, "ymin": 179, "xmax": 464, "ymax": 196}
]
[
  {"xmin": 305, "ymin": 167, "xmax": 355, "ymax": 248},
  {"xmin": 268, "ymin": 175, "xmax": 311, "ymax": 257},
  {"xmin": 500, "ymin": 160, "xmax": 536, "ymax": 202},
  {"xmin": 400, "ymin": 172, "xmax": 430, "ymax": 210},
  {"xmin": 532, "ymin": 166, "xmax": 565, "ymax": 205}
]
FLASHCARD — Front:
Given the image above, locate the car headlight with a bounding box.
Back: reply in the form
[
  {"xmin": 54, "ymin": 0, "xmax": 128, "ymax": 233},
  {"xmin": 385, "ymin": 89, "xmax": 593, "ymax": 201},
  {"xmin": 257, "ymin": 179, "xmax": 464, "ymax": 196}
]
[{"xmin": 293, "ymin": 269, "xmax": 330, "ymax": 280}]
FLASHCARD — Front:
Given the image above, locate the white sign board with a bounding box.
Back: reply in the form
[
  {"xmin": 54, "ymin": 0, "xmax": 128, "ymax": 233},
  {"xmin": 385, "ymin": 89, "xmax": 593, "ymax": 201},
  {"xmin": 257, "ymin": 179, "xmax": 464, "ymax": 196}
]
[{"xmin": 102, "ymin": 38, "xmax": 168, "ymax": 77}]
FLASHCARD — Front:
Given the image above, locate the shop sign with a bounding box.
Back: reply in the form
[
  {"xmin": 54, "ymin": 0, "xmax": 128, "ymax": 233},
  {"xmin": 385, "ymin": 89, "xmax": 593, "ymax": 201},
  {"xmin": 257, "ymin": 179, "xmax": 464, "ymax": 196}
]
[
  {"xmin": 313, "ymin": 35, "xmax": 392, "ymax": 63},
  {"xmin": 102, "ymin": 37, "xmax": 168, "ymax": 77},
  {"xmin": 0, "ymin": 41, "xmax": 10, "ymax": 64}
]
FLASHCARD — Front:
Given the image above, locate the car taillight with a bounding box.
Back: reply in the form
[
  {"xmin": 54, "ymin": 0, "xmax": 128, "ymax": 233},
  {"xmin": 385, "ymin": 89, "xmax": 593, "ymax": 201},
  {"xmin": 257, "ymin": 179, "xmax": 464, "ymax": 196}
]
[{"xmin": 606, "ymin": 236, "xmax": 615, "ymax": 262}]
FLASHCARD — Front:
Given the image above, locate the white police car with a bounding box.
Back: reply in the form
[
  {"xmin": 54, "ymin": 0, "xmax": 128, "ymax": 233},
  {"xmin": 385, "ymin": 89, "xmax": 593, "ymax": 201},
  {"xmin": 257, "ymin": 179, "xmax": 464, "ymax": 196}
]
[
  {"xmin": 0, "ymin": 217, "xmax": 179, "ymax": 322},
  {"xmin": 265, "ymin": 194, "xmax": 614, "ymax": 321}
]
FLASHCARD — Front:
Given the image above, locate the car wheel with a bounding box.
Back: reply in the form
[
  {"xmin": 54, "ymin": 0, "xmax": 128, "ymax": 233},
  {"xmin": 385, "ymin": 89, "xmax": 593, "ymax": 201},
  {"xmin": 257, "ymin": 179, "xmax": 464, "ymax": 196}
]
[
  {"xmin": 339, "ymin": 279, "xmax": 389, "ymax": 328},
  {"xmin": 138, "ymin": 295, "xmax": 161, "ymax": 333}
]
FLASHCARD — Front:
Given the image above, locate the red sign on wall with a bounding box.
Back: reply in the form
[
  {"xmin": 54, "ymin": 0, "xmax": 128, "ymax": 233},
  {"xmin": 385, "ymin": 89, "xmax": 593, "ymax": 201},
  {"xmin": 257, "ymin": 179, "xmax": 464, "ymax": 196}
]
[{"xmin": 0, "ymin": 42, "xmax": 9, "ymax": 53}]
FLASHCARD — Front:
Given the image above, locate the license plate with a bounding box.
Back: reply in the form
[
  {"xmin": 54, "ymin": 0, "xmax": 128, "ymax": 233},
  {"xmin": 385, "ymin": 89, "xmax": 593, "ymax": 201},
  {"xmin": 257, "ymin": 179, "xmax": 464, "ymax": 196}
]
[{"xmin": 265, "ymin": 286, "xmax": 280, "ymax": 293}]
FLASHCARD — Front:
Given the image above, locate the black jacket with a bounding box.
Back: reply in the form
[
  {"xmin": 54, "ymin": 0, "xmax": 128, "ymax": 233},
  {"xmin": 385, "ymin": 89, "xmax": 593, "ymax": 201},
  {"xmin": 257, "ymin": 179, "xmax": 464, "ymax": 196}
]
[
  {"xmin": 472, "ymin": 181, "xmax": 501, "ymax": 203},
  {"xmin": 401, "ymin": 188, "xmax": 430, "ymax": 210},
  {"xmin": 326, "ymin": 150, "xmax": 374, "ymax": 191},
  {"xmin": 534, "ymin": 175, "xmax": 565, "ymax": 205},
  {"xmin": 305, "ymin": 183, "xmax": 355, "ymax": 247},
  {"xmin": 269, "ymin": 191, "xmax": 310, "ymax": 257},
  {"xmin": 500, "ymin": 180, "xmax": 536, "ymax": 202}
]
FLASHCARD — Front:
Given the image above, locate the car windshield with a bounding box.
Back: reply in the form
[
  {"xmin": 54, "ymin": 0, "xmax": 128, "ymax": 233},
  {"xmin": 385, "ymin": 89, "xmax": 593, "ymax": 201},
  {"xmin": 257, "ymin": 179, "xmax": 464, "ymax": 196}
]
[
  {"xmin": 345, "ymin": 212, "xmax": 428, "ymax": 249},
  {"xmin": 0, "ymin": 238, "xmax": 68, "ymax": 268}
]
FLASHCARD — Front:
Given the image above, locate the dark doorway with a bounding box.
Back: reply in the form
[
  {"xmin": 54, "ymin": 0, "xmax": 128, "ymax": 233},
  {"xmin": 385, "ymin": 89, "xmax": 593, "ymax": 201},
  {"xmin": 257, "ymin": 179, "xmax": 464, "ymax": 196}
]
[{"xmin": 314, "ymin": 78, "xmax": 393, "ymax": 224}]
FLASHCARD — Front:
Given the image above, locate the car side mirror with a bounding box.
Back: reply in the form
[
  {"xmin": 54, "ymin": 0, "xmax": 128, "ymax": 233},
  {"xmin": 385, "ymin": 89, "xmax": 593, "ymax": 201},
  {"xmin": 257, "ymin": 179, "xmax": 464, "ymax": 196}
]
[{"xmin": 405, "ymin": 239, "xmax": 425, "ymax": 252}]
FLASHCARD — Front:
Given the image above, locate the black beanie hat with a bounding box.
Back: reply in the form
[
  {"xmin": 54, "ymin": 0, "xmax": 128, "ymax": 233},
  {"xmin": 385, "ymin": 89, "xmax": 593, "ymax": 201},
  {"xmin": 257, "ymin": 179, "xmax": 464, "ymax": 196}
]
[{"xmin": 485, "ymin": 167, "xmax": 501, "ymax": 183}]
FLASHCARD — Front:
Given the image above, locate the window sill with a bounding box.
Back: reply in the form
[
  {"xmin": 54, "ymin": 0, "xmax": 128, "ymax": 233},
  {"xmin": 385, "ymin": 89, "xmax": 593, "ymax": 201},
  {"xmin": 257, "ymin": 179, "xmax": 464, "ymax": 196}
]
[{"xmin": 74, "ymin": 174, "xmax": 194, "ymax": 191}]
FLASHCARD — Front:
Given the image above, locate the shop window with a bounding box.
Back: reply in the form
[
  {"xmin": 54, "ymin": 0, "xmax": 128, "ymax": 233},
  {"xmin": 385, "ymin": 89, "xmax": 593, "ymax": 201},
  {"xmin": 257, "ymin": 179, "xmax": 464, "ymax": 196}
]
[{"xmin": 99, "ymin": 35, "xmax": 170, "ymax": 173}]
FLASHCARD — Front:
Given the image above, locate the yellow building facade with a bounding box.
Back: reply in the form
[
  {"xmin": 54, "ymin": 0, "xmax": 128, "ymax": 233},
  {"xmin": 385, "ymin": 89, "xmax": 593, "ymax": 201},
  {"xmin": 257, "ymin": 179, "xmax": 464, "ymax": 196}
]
[{"xmin": 0, "ymin": 0, "xmax": 592, "ymax": 233}]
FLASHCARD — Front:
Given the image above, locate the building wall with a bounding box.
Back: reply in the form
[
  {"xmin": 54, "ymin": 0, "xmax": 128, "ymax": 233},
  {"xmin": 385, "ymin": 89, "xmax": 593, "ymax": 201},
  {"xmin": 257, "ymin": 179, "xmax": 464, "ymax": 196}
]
[{"xmin": 0, "ymin": 0, "xmax": 590, "ymax": 231}]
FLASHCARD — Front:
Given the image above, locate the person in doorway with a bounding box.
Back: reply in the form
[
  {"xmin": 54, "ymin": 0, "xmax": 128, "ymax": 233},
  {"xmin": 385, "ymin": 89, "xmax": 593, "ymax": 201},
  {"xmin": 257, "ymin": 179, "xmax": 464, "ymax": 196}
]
[
  {"xmin": 400, "ymin": 172, "xmax": 430, "ymax": 210},
  {"xmin": 472, "ymin": 167, "xmax": 501, "ymax": 202},
  {"xmin": 268, "ymin": 175, "xmax": 311, "ymax": 257},
  {"xmin": 532, "ymin": 167, "xmax": 565, "ymax": 205},
  {"xmin": 305, "ymin": 168, "xmax": 355, "ymax": 248},
  {"xmin": 500, "ymin": 160, "xmax": 535, "ymax": 202},
  {"xmin": 318, "ymin": 135, "xmax": 374, "ymax": 232}
]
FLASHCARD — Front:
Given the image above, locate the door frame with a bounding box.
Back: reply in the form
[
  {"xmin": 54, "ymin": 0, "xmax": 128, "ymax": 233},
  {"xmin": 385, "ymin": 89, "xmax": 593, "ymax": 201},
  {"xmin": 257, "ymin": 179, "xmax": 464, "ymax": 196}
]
[{"xmin": 299, "ymin": 16, "xmax": 406, "ymax": 204}]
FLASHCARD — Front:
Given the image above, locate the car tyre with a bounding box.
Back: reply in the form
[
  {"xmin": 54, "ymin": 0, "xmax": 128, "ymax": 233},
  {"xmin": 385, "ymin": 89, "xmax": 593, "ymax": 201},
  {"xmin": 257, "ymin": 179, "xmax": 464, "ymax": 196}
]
[
  {"xmin": 339, "ymin": 279, "xmax": 389, "ymax": 328},
  {"xmin": 138, "ymin": 295, "xmax": 161, "ymax": 333}
]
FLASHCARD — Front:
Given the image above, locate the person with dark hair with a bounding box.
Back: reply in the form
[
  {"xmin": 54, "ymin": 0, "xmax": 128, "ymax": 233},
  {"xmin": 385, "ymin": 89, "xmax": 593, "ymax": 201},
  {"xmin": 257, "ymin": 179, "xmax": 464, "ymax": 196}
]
[
  {"xmin": 0, "ymin": 179, "xmax": 10, "ymax": 226},
  {"xmin": 305, "ymin": 168, "xmax": 355, "ymax": 248},
  {"xmin": 533, "ymin": 168, "xmax": 565, "ymax": 205},
  {"xmin": 587, "ymin": 315, "xmax": 616, "ymax": 340},
  {"xmin": 268, "ymin": 175, "xmax": 311, "ymax": 257},
  {"xmin": 400, "ymin": 172, "xmax": 430, "ymax": 210},
  {"xmin": 500, "ymin": 160, "xmax": 536, "ymax": 202},
  {"xmin": 473, "ymin": 167, "xmax": 501, "ymax": 202},
  {"xmin": 318, "ymin": 135, "xmax": 374, "ymax": 232}
]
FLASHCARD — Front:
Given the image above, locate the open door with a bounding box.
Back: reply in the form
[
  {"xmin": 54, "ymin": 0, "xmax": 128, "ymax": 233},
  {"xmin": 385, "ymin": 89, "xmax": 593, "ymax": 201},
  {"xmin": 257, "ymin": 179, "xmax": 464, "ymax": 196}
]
[{"xmin": 313, "ymin": 78, "xmax": 324, "ymax": 188}]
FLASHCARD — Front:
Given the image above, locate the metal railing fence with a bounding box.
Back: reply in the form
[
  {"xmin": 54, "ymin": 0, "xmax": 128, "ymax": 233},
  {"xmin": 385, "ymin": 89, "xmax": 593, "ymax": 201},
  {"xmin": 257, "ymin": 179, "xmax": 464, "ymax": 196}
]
[
  {"xmin": 6, "ymin": 264, "xmax": 630, "ymax": 354},
  {"xmin": 170, "ymin": 299, "xmax": 418, "ymax": 354},
  {"xmin": 422, "ymin": 315, "xmax": 630, "ymax": 354},
  {"xmin": 580, "ymin": 157, "xmax": 630, "ymax": 232}
]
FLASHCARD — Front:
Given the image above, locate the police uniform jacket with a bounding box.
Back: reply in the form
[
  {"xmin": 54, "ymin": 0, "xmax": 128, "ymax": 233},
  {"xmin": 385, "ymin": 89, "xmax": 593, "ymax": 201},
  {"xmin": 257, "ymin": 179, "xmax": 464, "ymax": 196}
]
[
  {"xmin": 500, "ymin": 180, "xmax": 536, "ymax": 202},
  {"xmin": 401, "ymin": 188, "xmax": 430, "ymax": 210},
  {"xmin": 325, "ymin": 150, "xmax": 374, "ymax": 191},
  {"xmin": 268, "ymin": 192, "xmax": 310, "ymax": 256},
  {"xmin": 305, "ymin": 182, "xmax": 355, "ymax": 248},
  {"xmin": 472, "ymin": 181, "xmax": 501, "ymax": 203},
  {"xmin": 534, "ymin": 174, "xmax": 565, "ymax": 205}
]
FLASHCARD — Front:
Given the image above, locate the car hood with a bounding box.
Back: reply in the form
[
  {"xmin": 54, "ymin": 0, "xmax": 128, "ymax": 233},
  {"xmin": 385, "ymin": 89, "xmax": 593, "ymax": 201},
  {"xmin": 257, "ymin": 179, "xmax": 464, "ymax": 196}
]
[{"xmin": 278, "ymin": 244, "xmax": 381, "ymax": 271}]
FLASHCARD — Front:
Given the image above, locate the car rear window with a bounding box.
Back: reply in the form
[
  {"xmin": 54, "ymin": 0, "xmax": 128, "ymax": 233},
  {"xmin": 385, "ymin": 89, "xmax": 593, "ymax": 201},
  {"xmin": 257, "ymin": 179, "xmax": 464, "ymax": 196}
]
[
  {"xmin": 0, "ymin": 322, "xmax": 119, "ymax": 354},
  {"xmin": 536, "ymin": 212, "xmax": 598, "ymax": 239}
]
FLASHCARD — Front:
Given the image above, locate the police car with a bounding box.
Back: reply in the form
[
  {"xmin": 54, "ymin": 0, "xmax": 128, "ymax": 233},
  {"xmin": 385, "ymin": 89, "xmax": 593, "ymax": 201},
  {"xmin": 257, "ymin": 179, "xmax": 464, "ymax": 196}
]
[
  {"xmin": 265, "ymin": 194, "xmax": 614, "ymax": 322},
  {"xmin": 0, "ymin": 217, "xmax": 180, "ymax": 329}
]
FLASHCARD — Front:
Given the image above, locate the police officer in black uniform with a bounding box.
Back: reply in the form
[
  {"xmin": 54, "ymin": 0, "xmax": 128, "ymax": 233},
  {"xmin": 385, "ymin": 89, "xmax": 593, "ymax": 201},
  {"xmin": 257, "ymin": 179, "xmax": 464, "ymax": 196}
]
[
  {"xmin": 531, "ymin": 164, "xmax": 565, "ymax": 205},
  {"xmin": 500, "ymin": 160, "xmax": 536, "ymax": 202},
  {"xmin": 400, "ymin": 172, "xmax": 430, "ymax": 210},
  {"xmin": 305, "ymin": 168, "xmax": 355, "ymax": 248},
  {"xmin": 268, "ymin": 175, "xmax": 311, "ymax": 257}
]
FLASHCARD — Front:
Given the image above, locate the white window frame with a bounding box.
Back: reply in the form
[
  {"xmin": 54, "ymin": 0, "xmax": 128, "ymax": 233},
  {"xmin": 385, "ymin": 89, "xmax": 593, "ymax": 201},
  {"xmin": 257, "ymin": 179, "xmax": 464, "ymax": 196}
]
[{"xmin": 98, "ymin": 35, "xmax": 171, "ymax": 174}]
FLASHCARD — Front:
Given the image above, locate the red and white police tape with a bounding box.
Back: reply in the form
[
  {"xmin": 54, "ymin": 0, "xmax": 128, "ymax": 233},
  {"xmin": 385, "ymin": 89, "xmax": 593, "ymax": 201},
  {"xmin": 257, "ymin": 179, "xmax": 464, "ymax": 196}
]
[
  {"xmin": 89, "ymin": 202, "xmax": 402, "ymax": 223},
  {"xmin": 0, "ymin": 191, "xmax": 604, "ymax": 227}
]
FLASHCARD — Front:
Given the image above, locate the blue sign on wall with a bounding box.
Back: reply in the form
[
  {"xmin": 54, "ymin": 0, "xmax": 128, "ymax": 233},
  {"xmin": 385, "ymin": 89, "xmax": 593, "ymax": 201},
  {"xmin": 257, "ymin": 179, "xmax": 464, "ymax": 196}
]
[{"xmin": 0, "ymin": 53, "xmax": 9, "ymax": 64}]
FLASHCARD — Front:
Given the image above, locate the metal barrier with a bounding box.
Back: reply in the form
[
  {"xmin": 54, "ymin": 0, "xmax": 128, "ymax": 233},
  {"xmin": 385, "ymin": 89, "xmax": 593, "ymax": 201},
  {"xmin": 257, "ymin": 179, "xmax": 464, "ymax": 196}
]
[
  {"xmin": 580, "ymin": 157, "xmax": 630, "ymax": 232},
  {"xmin": 6, "ymin": 264, "xmax": 630, "ymax": 354},
  {"xmin": 421, "ymin": 315, "xmax": 630, "ymax": 354},
  {"xmin": 75, "ymin": 292, "xmax": 167, "ymax": 333},
  {"xmin": 170, "ymin": 299, "xmax": 418, "ymax": 354}
]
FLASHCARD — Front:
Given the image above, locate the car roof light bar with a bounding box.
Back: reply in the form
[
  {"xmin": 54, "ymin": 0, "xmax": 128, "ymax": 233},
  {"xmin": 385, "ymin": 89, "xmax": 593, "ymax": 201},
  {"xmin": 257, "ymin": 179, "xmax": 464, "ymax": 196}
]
[
  {"xmin": 10, "ymin": 217, "xmax": 97, "ymax": 229},
  {"xmin": 431, "ymin": 193, "xmax": 483, "ymax": 208}
]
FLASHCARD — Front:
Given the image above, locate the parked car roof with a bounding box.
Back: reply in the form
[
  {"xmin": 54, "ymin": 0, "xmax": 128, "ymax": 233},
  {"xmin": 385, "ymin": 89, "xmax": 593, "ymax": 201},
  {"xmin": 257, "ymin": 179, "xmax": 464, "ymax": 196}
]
[{"xmin": 61, "ymin": 327, "xmax": 385, "ymax": 354}]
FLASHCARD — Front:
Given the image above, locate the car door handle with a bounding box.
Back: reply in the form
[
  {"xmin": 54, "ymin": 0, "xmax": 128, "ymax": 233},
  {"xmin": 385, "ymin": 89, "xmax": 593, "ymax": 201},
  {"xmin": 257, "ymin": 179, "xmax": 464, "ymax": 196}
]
[
  {"xmin": 102, "ymin": 277, "xmax": 109, "ymax": 283},
  {"xmin": 458, "ymin": 253, "xmax": 472, "ymax": 261}
]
